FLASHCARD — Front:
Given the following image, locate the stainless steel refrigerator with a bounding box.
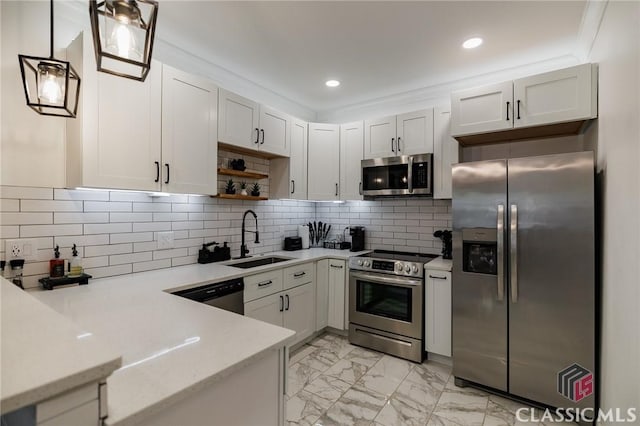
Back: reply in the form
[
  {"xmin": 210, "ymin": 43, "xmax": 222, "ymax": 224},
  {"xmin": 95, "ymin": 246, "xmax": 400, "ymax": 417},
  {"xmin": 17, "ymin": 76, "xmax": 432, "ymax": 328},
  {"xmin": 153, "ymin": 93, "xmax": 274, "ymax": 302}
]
[{"xmin": 452, "ymin": 151, "xmax": 595, "ymax": 413}]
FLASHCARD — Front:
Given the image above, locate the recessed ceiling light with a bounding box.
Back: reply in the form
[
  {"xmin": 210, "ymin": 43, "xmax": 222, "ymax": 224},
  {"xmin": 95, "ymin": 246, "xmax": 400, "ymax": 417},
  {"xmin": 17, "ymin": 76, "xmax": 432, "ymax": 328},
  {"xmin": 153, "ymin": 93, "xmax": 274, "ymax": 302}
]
[
  {"xmin": 462, "ymin": 37, "xmax": 483, "ymax": 49},
  {"xmin": 325, "ymin": 80, "xmax": 340, "ymax": 87}
]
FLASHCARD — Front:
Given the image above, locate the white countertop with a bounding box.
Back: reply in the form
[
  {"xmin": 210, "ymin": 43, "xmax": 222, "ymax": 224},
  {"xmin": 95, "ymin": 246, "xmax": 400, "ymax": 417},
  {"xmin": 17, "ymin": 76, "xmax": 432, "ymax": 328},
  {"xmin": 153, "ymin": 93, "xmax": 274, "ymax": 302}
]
[
  {"xmin": 29, "ymin": 248, "xmax": 367, "ymax": 425},
  {"xmin": 426, "ymin": 256, "xmax": 453, "ymax": 272},
  {"xmin": 1, "ymin": 278, "xmax": 121, "ymax": 415}
]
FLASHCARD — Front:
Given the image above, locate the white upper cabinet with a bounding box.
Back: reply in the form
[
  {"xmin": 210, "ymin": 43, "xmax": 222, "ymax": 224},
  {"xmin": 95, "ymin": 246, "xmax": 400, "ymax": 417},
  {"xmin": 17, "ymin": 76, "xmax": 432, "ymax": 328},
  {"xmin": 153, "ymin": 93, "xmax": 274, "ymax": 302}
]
[
  {"xmin": 364, "ymin": 109, "xmax": 433, "ymax": 159},
  {"xmin": 396, "ymin": 109, "xmax": 434, "ymax": 156},
  {"xmin": 450, "ymin": 81, "xmax": 514, "ymax": 137},
  {"xmin": 308, "ymin": 123, "xmax": 340, "ymax": 201},
  {"xmin": 340, "ymin": 121, "xmax": 364, "ymax": 200},
  {"xmin": 433, "ymin": 107, "xmax": 459, "ymax": 199},
  {"xmin": 66, "ymin": 32, "xmax": 162, "ymax": 191},
  {"xmin": 451, "ymin": 64, "xmax": 597, "ymax": 142},
  {"xmin": 513, "ymin": 64, "xmax": 597, "ymax": 128},
  {"xmin": 270, "ymin": 119, "xmax": 308, "ymax": 199},
  {"xmin": 218, "ymin": 89, "xmax": 290, "ymax": 157},
  {"xmin": 161, "ymin": 65, "xmax": 218, "ymax": 195},
  {"xmin": 364, "ymin": 116, "xmax": 396, "ymax": 159}
]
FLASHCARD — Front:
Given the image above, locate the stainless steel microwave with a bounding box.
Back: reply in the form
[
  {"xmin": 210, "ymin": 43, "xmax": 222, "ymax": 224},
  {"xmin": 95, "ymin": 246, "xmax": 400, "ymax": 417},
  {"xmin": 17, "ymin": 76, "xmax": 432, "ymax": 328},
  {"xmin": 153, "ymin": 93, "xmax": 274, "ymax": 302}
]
[{"xmin": 361, "ymin": 154, "xmax": 433, "ymax": 197}]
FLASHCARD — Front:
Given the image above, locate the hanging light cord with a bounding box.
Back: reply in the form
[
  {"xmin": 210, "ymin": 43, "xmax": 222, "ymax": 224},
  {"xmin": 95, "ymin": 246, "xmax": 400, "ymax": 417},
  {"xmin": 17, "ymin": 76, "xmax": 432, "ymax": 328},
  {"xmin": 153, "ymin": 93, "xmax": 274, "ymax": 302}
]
[{"xmin": 49, "ymin": 0, "xmax": 54, "ymax": 59}]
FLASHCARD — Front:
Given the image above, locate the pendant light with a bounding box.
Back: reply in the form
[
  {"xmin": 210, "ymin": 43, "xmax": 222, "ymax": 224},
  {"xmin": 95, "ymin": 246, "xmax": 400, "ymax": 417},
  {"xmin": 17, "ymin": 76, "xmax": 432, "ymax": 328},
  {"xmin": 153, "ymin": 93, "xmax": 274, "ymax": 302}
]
[
  {"xmin": 18, "ymin": 0, "xmax": 81, "ymax": 118},
  {"xmin": 89, "ymin": 0, "xmax": 159, "ymax": 82}
]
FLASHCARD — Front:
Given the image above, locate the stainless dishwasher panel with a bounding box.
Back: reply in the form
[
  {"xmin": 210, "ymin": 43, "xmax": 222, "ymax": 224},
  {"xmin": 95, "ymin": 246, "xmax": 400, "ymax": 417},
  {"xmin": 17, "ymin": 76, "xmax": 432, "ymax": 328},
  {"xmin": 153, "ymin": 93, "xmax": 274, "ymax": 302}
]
[{"xmin": 173, "ymin": 278, "xmax": 245, "ymax": 315}]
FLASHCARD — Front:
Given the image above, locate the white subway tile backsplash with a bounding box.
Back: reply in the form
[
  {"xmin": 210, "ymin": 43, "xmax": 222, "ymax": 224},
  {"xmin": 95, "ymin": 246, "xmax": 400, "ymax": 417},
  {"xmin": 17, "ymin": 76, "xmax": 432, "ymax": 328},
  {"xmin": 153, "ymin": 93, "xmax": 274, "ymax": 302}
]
[
  {"xmin": 84, "ymin": 223, "xmax": 132, "ymax": 235},
  {"xmin": 110, "ymin": 232, "xmax": 153, "ymax": 244},
  {"xmin": 172, "ymin": 256, "xmax": 198, "ymax": 267},
  {"xmin": 153, "ymin": 248, "xmax": 188, "ymax": 260},
  {"xmin": 134, "ymin": 241, "xmax": 157, "ymax": 252},
  {"xmin": 133, "ymin": 222, "xmax": 172, "ymax": 232},
  {"xmin": 110, "ymin": 212, "xmax": 153, "ymax": 223},
  {"xmin": 0, "ymin": 199, "xmax": 20, "ymax": 212},
  {"xmin": 54, "ymin": 189, "xmax": 110, "ymax": 201},
  {"xmin": 21, "ymin": 200, "xmax": 83, "ymax": 212},
  {"xmin": 110, "ymin": 252, "xmax": 153, "ymax": 265},
  {"xmin": 84, "ymin": 243, "xmax": 133, "ymax": 258},
  {"xmin": 153, "ymin": 212, "xmax": 188, "ymax": 222},
  {"xmin": 1, "ymin": 186, "xmax": 53, "ymax": 200},
  {"xmin": 55, "ymin": 234, "xmax": 110, "ymax": 248},
  {"xmin": 132, "ymin": 202, "xmax": 171, "ymax": 213},
  {"xmin": 84, "ymin": 201, "xmax": 132, "ymax": 212},
  {"xmin": 172, "ymin": 203, "xmax": 204, "ymax": 213},
  {"xmin": 109, "ymin": 191, "xmax": 153, "ymax": 202},
  {"xmin": 85, "ymin": 264, "xmax": 132, "ymax": 279},
  {"xmin": 133, "ymin": 259, "xmax": 171, "ymax": 273},
  {"xmin": 0, "ymin": 212, "xmax": 53, "ymax": 225},
  {"xmin": 54, "ymin": 212, "xmax": 109, "ymax": 224},
  {"xmin": 21, "ymin": 224, "xmax": 83, "ymax": 238}
]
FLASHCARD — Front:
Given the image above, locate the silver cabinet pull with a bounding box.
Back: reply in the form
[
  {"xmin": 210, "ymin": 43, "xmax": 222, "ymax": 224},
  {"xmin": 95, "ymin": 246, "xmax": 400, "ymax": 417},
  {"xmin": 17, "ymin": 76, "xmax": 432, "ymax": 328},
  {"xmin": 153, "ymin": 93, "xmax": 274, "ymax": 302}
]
[
  {"xmin": 258, "ymin": 280, "xmax": 273, "ymax": 287},
  {"xmin": 428, "ymin": 275, "xmax": 447, "ymax": 280},
  {"xmin": 293, "ymin": 271, "xmax": 306, "ymax": 277},
  {"xmin": 510, "ymin": 204, "xmax": 518, "ymax": 303},
  {"xmin": 497, "ymin": 204, "xmax": 505, "ymax": 302}
]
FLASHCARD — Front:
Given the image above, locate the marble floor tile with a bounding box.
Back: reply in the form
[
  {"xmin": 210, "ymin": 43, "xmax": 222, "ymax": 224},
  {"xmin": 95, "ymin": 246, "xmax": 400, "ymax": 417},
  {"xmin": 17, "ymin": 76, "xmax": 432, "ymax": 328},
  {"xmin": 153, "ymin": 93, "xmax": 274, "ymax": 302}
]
[
  {"xmin": 288, "ymin": 362, "xmax": 322, "ymax": 397},
  {"xmin": 297, "ymin": 346, "xmax": 342, "ymax": 372},
  {"xmin": 373, "ymin": 379, "xmax": 436, "ymax": 426},
  {"xmin": 432, "ymin": 388, "xmax": 489, "ymax": 426},
  {"xmin": 290, "ymin": 344, "xmax": 317, "ymax": 365},
  {"xmin": 316, "ymin": 383, "xmax": 387, "ymax": 426},
  {"xmin": 323, "ymin": 359, "xmax": 369, "ymax": 385},
  {"xmin": 357, "ymin": 355, "xmax": 414, "ymax": 397},
  {"xmin": 286, "ymin": 389, "xmax": 334, "ymax": 426},
  {"xmin": 427, "ymin": 412, "xmax": 467, "ymax": 425},
  {"xmin": 343, "ymin": 346, "xmax": 383, "ymax": 367},
  {"xmin": 304, "ymin": 374, "xmax": 352, "ymax": 403},
  {"xmin": 405, "ymin": 361, "xmax": 451, "ymax": 391}
]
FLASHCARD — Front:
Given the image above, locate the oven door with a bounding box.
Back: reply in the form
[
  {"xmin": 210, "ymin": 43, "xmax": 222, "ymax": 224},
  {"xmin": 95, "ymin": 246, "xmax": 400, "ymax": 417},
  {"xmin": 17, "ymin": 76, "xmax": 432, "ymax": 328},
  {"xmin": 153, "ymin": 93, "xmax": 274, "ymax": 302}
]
[{"xmin": 349, "ymin": 271, "xmax": 423, "ymax": 339}]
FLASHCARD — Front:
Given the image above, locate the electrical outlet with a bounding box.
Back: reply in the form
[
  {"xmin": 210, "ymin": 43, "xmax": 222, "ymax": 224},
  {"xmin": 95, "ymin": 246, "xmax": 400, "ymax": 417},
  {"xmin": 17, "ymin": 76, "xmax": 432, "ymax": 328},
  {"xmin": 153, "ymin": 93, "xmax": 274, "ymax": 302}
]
[
  {"xmin": 5, "ymin": 239, "xmax": 39, "ymax": 261},
  {"xmin": 157, "ymin": 232, "xmax": 174, "ymax": 250}
]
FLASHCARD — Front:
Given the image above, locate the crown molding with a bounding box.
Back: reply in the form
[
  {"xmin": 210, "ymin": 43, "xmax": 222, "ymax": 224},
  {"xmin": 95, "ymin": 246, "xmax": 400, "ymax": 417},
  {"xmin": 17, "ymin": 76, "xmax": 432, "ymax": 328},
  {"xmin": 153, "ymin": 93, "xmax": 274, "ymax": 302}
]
[{"xmin": 575, "ymin": 0, "xmax": 609, "ymax": 62}]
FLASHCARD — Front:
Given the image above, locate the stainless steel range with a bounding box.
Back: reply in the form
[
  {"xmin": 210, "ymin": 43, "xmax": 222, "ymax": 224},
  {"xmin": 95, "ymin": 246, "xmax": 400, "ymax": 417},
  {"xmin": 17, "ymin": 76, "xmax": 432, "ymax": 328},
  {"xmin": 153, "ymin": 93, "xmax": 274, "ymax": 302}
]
[{"xmin": 348, "ymin": 250, "xmax": 437, "ymax": 362}]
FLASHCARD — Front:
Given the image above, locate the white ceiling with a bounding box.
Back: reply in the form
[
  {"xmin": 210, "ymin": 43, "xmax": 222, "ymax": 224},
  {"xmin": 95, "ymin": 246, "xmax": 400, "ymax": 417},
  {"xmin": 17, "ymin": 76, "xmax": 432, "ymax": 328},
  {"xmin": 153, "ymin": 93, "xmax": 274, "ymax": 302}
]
[{"xmin": 156, "ymin": 1, "xmax": 587, "ymax": 113}]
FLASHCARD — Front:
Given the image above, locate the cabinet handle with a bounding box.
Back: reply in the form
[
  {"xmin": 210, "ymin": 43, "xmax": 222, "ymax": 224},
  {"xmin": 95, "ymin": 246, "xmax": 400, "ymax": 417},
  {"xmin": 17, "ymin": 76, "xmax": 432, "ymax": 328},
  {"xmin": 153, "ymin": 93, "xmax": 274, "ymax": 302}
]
[
  {"xmin": 391, "ymin": 137, "xmax": 395, "ymax": 153},
  {"xmin": 397, "ymin": 137, "xmax": 401, "ymax": 152},
  {"xmin": 285, "ymin": 294, "xmax": 290, "ymax": 311},
  {"xmin": 359, "ymin": 182, "xmax": 362, "ymax": 195},
  {"xmin": 254, "ymin": 128, "xmax": 260, "ymax": 144},
  {"xmin": 258, "ymin": 280, "xmax": 273, "ymax": 287},
  {"xmin": 517, "ymin": 100, "xmax": 521, "ymax": 120},
  {"xmin": 293, "ymin": 271, "xmax": 306, "ymax": 277},
  {"xmin": 335, "ymin": 183, "xmax": 338, "ymax": 197},
  {"xmin": 154, "ymin": 161, "xmax": 160, "ymax": 183},
  {"xmin": 260, "ymin": 129, "xmax": 265, "ymax": 144},
  {"xmin": 164, "ymin": 164, "xmax": 170, "ymax": 184},
  {"xmin": 291, "ymin": 180, "xmax": 295, "ymax": 194},
  {"xmin": 330, "ymin": 264, "xmax": 343, "ymax": 269},
  {"xmin": 429, "ymin": 274, "xmax": 447, "ymax": 280},
  {"xmin": 506, "ymin": 101, "xmax": 510, "ymax": 121},
  {"xmin": 279, "ymin": 295, "xmax": 284, "ymax": 312}
]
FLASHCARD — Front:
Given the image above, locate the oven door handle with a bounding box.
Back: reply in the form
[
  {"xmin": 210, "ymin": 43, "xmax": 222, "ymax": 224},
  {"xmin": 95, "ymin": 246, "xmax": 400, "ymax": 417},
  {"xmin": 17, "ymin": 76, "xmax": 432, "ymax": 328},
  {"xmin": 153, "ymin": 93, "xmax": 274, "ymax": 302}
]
[{"xmin": 350, "ymin": 271, "xmax": 423, "ymax": 287}]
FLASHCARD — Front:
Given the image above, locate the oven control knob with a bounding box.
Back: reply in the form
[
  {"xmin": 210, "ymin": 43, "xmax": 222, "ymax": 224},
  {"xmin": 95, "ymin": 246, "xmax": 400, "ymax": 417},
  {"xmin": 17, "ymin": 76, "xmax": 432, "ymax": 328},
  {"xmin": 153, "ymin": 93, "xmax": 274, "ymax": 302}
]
[
  {"xmin": 412, "ymin": 265, "xmax": 419, "ymax": 273},
  {"xmin": 404, "ymin": 264, "xmax": 412, "ymax": 273},
  {"xmin": 364, "ymin": 261, "xmax": 371, "ymax": 267},
  {"xmin": 396, "ymin": 263, "xmax": 404, "ymax": 272},
  {"xmin": 357, "ymin": 260, "xmax": 363, "ymax": 266}
]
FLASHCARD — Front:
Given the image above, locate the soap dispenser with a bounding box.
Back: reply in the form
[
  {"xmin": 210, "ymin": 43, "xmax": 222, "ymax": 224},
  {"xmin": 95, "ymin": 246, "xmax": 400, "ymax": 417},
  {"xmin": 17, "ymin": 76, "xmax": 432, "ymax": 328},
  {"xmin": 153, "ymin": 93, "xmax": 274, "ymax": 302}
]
[
  {"xmin": 69, "ymin": 244, "xmax": 83, "ymax": 277},
  {"xmin": 49, "ymin": 245, "xmax": 65, "ymax": 278}
]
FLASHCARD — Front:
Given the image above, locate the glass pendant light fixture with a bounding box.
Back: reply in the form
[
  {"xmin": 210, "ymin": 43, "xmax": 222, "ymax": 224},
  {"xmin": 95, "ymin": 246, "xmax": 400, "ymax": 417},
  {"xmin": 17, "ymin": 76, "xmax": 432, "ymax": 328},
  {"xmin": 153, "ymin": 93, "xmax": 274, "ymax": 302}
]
[
  {"xmin": 89, "ymin": 0, "xmax": 159, "ymax": 82},
  {"xmin": 18, "ymin": 0, "xmax": 81, "ymax": 118}
]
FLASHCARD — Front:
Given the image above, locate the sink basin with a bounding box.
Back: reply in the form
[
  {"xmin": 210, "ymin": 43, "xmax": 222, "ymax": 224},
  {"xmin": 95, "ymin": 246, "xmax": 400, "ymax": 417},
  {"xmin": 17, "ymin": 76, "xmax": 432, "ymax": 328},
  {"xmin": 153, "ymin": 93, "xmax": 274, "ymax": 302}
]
[{"xmin": 227, "ymin": 256, "xmax": 293, "ymax": 269}]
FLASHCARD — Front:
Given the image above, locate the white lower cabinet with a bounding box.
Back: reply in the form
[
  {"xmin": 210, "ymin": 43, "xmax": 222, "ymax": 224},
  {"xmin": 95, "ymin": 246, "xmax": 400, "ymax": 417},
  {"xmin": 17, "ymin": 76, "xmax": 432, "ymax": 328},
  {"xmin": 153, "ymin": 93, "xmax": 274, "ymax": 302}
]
[
  {"xmin": 425, "ymin": 269, "xmax": 452, "ymax": 357},
  {"xmin": 327, "ymin": 259, "xmax": 347, "ymax": 330},
  {"xmin": 34, "ymin": 382, "xmax": 102, "ymax": 426},
  {"xmin": 283, "ymin": 283, "xmax": 316, "ymax": 342},
  {"xmin": 245, "ymin": 292, "xmax": 284, "ymax": 327},
  {"xmin": 315, "ymin": 259, "xmax": 329, "ymax": 331}
]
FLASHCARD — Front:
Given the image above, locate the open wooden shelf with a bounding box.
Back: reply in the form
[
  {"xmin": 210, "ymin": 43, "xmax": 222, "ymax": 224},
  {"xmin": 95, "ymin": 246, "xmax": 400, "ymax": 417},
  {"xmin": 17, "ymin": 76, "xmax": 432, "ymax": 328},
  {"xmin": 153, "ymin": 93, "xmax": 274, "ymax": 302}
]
[
  {"xmin": 214, "ymin": 193, "xmax": 269, "ymax": 201},
  {"xmin": 217, "ymin": 168, "xmax": 268, "ymax": 180}
]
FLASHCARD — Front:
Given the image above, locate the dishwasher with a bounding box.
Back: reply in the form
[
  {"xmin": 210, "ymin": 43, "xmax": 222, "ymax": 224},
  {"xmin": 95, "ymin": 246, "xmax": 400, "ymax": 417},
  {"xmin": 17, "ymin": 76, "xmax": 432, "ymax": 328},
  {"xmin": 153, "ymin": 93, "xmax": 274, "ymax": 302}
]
[{"xmin": 173, "ymin": 277, "xmax": 244, "ymax": 315}]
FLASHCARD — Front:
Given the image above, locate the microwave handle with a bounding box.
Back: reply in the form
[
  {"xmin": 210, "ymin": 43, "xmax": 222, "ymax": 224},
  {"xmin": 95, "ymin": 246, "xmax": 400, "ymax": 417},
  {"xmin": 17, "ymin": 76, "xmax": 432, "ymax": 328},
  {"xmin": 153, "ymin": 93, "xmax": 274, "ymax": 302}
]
[{"xmin": 408, "ymin": 156, "xmax": 413, "ymax": 193}]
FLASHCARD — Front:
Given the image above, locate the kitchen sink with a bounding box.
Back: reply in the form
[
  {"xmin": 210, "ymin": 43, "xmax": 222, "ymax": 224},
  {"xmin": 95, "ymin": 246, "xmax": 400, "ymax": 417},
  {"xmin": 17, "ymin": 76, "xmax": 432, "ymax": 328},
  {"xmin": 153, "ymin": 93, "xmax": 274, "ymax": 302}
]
[{"xmin": 227, "ymin": 256, "xmax": 293, "ymax": 269}]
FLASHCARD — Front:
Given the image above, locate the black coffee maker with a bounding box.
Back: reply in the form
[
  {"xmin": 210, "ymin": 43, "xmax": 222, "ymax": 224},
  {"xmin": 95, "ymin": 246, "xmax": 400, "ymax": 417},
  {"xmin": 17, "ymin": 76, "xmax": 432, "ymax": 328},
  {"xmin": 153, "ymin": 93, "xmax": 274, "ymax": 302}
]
[{"xmin": 349, "ymin": 226, "xmax": 365, "ymax": 252}]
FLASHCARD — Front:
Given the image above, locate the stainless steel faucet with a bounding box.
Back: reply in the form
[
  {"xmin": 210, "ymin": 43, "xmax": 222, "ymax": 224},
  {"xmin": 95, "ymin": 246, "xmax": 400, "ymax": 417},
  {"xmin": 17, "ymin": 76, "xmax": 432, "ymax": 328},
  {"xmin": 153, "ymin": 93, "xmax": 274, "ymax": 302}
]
[{"xmin": 240, "ymin": 209, "xmax": 260, "ymax": 258}]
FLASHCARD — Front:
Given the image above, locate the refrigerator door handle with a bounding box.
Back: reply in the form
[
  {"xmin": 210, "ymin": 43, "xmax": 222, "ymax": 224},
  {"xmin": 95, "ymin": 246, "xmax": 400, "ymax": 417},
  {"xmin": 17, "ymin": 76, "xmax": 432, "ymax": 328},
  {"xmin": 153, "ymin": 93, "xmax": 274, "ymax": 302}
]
[
  {"xmin": 497, "ymin": 204, "xmax": 505, "ymax": 301},
  {"xmin": 510, "ymin": 204, "xmax": 518, "ymax": 303}
]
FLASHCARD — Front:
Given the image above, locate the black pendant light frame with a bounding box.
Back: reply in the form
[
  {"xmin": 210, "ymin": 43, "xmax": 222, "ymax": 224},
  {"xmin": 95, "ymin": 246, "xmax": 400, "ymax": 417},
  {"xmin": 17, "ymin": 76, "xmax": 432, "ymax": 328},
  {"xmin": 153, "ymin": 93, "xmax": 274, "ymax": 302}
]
[
  {"xmin": 89, "ymin": 0, "xmax": 159, "ymax": 82},
  {"xmin": 18, "ymin": 0, "xmax": 81, "ymax": 118}
]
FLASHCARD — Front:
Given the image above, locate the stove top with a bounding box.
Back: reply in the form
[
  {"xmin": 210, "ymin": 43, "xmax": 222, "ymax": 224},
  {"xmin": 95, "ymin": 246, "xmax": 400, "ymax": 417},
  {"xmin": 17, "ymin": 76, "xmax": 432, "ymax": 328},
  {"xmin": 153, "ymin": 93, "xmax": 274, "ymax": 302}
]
[
  {"xmin": 349, "ymin": 250, "xmax": 438, "ymax": 278},
  {"xmin": 358, "ymin": 250, "xmax": 438, "ymax": 263}
]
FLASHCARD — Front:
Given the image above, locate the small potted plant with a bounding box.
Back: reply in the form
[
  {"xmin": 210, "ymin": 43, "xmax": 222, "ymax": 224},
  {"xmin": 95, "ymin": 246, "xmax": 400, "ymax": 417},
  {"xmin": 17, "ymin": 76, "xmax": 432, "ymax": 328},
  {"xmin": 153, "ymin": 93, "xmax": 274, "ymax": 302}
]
[
  {"xmin": 251, "ymin": 182, "xmax": 261, "ymax": 197},
  {"xmin": 225, "ymin": 179, "xmax": 236, "ymax": 195},
  {"xmin": 240, "ymin": 181, "xmax": 248, "ymax": 196}
]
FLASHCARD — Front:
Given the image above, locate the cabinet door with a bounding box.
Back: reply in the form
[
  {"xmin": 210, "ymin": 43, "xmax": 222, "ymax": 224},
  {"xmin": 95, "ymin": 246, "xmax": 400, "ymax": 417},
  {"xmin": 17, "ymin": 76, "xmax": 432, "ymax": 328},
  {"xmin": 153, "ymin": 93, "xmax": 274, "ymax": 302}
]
[
  {"xmin": 245, "ymin": 292, "xmax": 284, "ymax": 328},
  {"xmin": 161, "ymin": 65, "xmax": 218, "ymax": 195},
  {"xmin": 327, "ymin": 259, "xmax": 346, "ymax": 330},
  {"xmin": 307, "ymin": 123, "xmax": 340, "ymax": 201},
  {"xmin": 89, "ymin": 60, "xmax": 162, "ymax": 191},
  {"xmin": 513, "ymin": 63, "xmax": 596, "ymax": 128},
  {"xmin": 315, "ymin": 259, "xmax": 329, "ymax": 331},
  {"xmin": 284, "ymin": 282, "xmax": 316, "ymax": 345},
  {"xmin": 289, "ymin": 119, "xmax": 308, "ymax": 200},
  {"xmin": 433, "ymin": 107, "xmax": 459, "ymax": 199},
  {"xmin": 259, "ymin": 106, "xmax": 290, "ymax": 157},
  {"xmin": 425, "ymin": 270, "xmax": 452, "ymax": 357},
  {"xmin": 450, "ymin": 81, "xmax": 513, "ymax": 136},
  {"xmin": 217, "ymin": 88, "xmax": 260, "ymax": 150},
  {"xmin": 340, "ymin": 121, "xmax": 364, "ymax": 200},
  {"xmin": 396, "ymin": 109, "xmax": 434, "ymax": 155},
  {"xmin": 364, "ymin": 116, "xmax": 396, "ymax": 159}
]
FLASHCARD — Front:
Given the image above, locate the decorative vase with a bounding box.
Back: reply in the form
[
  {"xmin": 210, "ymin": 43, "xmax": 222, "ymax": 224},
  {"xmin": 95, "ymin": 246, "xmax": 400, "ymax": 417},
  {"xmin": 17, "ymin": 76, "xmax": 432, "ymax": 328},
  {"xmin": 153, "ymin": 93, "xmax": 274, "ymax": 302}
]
[
  {"xmin": 241, "ymin": 189, "xmax": 248, "ymax": 196},
  {"xmin": 251, "ymin": 191, "xmax": 260, "ymax": 197}
]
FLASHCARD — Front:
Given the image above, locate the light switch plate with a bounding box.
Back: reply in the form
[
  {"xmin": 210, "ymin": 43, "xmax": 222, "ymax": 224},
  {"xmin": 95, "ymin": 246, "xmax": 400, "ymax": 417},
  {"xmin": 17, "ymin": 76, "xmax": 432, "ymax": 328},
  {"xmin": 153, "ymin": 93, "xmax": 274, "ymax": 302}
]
[
  {"xmin": 157, "ymin": 232, "xmax": 174, "ymax": 250},
  {"xmin": 5, "ymin": 239, "xmax": 39, "ymax": 261}
]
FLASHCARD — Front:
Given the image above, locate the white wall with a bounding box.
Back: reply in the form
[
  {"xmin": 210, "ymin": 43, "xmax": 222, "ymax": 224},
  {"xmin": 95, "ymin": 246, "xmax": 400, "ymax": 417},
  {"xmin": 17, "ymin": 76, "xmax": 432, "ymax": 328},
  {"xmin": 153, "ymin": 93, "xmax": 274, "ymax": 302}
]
[{"xmin": 586, "ymin": 0, "xmax": 640, "ymax": 420}]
